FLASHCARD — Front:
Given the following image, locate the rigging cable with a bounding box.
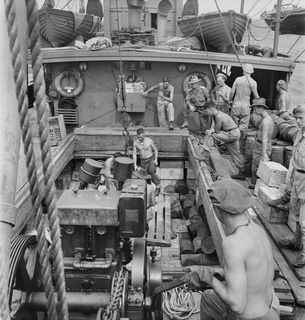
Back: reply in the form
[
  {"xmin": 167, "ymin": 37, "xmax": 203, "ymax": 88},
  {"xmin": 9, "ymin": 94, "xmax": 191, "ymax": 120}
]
[
  {"xmin": 246, "ymin": 0, "xmax": 264, "ymax": 16},
  {"xmin": 287, "ymin": 34, "xmax": 302, "ymax": 54},
  {"xmin": 27, "ymin": 0, "xmax": 69, "ymax": 319},
  {"xmin": 4, "ymin": 0, "xmax": 60, "ymax": 319}
]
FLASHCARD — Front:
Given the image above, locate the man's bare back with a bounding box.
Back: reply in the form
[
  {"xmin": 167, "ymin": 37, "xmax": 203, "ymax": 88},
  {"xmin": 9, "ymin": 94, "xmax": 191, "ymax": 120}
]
[
  {"xmin": 223, "ymin": 221, "xmax": 275, "ymax": 318},
  {"xmin": 231, "ymin": 76, "xmax": 259, "ymax": 107},
  {"xmin": 256, "ymin": 116, "xmax": 274, "ymax": 142},
  {"xmin": 214, "ymin": 111, "xmax": 237, "ymax": 132}
]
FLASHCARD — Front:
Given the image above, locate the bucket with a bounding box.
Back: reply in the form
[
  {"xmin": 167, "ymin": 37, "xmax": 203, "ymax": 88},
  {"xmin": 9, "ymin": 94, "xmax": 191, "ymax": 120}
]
[
  {"xmin": 158, "ymin": 0, "xmax": 173, "ymax": 16},
  {"xmin": 113, "ymin": 157, "xmax": 134, "ymax": 182},
  {"xmin": 284, "ymin": 145, "xmax": 294, "ymax": 168},
  {"xmin": 271, "ymin": 146, "xmax": 284, "ymax": 165},
  {"xmin": 79, "ymin": 158, "xmax": 104, "ymax": 184}
]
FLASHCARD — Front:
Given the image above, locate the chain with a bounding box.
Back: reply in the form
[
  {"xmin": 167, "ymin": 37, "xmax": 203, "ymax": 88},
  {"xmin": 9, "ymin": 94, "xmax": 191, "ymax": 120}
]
[{"xmin": 102, "ymin": 268, "xmax": 125, "ymax": 320}]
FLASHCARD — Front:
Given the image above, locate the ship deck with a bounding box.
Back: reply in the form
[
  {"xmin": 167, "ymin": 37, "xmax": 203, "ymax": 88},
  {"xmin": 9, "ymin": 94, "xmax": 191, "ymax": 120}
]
[{"xmin": 15, "ymin": 127, "xmax": 305, "ymax": 319}]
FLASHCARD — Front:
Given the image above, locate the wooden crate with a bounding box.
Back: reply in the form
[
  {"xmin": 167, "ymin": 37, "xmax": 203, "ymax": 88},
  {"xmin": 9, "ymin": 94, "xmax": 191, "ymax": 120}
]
[
  {"xmin": 252, "ymin": 197, "xmax": 289, "ymax": 224},
  {"xmin": 258, "ymin": 185, "xmax": 283, "ymax": 206},
  {"xmin": 257, "ymin": 161, "xmax": 288, "ymax": 187}
]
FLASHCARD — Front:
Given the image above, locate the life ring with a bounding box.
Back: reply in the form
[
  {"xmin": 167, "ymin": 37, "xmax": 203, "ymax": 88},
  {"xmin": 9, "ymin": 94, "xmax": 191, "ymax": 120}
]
[
  {"xmin": 183, "ymin": 71, "xmax": 212, "ymax": 94},
  {"xmin": 54, "ymin": 71, "xmax": 84, "ymax": 98}
]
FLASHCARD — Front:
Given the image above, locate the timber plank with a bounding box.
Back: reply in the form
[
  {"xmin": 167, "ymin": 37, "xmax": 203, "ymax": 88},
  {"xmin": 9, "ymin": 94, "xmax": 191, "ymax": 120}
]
[{"xmin": 187, "ymin": 137, "xmax": 225, "ymax": 266}]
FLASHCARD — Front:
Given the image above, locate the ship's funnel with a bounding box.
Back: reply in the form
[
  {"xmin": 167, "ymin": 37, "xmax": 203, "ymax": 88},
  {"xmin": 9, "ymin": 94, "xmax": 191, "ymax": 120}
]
[
  {"xmin": 127, "ymin": 0, "xmax": 144, "ymax": 30},
  {"xmin": 157, "ymin": 0, "xmax": 173, "ymax": 43}
]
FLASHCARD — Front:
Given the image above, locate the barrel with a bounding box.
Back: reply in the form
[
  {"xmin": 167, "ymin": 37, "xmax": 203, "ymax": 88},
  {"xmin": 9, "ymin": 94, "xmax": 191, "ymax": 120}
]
[
  {"xmin": 284, "ymin": 146, "xmax": 294, "ymax": 168},
  {"xmin": 201, "ymin": 236, "xmax": 216, "ymax": 255},
  {"xmin": 113, "ymin": 157, "xmax": 134, "ymax": 182},
  {"xmin": 79, "ymin": 158, "xmax": 104, "ymax": 184},
  {"xmin": 271, "ymin": 146, "xmax": 285, "ymax": 165}
]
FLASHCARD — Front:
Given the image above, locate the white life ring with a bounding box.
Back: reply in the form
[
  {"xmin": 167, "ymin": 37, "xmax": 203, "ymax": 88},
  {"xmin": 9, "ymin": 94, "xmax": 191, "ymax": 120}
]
[
  {"xmin": 54, "ymin": 71, "xmax": 84, "ymax": 98},
  {"xmin": 183, "ymin": 72, "xmax": 212, "ymax": 94}
]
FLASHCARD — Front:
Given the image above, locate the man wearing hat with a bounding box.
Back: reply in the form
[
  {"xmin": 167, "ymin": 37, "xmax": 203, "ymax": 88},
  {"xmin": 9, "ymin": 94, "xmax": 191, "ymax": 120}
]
[
  {"xmin": 211, "ymin": 73, "xmax": 231, "ymax": 115},
  {"xmin": 185, "ymin": 178, "xmax": 279, "ymax": 320},
  {"xmin": 180, "ymin": 75, "xmax": 210, "ymax": 133},
  {"xmin": 279, "ymin": 104, "xmax": 305, "ymax": 267},
  {"xmin": 249, "ymin": 98, "xmax": 274, "ymax": 185},
  {"xmin": 229, "ymin": 63, "xmax": 259, "ymax": 152}
]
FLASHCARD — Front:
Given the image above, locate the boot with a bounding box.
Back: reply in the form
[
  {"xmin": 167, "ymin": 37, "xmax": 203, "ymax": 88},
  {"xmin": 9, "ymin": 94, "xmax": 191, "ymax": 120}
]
[
  {"xmin": 180, "ymin": 118, "xmax": 189, "ymax": 129},
  {"xmin": 231, "ymin": 169, "xmax": 246, "ymax": 181},
  {"xmin": 169, "ymin": 121, "xmax": 174, "ymax": 131},
  {"xmin": 279, "ymin": 223, "xmax": 303, "ymax": 251}
]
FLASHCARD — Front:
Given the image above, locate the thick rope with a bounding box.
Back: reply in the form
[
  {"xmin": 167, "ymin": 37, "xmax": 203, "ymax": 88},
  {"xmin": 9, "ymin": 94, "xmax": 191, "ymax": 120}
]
[
  {"xmin": 0, "ymin": 247, "xmax": 10, "ymax": 320},
  {"xmin": 4, "ymin": 0, "xmax": 59, "ymax": 319},
  {"xmin": 162, "ymin": 286, "xmax": 200, "ymax": 320},
  {"xmin": 26, "ymin": 1, "xmax": 69, "ymax": 319}
]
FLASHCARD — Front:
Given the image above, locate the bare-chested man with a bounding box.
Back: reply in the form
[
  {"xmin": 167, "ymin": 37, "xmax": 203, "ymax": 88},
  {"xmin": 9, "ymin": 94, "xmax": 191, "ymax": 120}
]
[
  {"xmin": 250, "ymin": 98, "xmax": 274, "ymax": 185},
  {"xmin": 133, "ymin": 127, "xmax": 161, "ymax": 195},
  {"xmin": 185, "ymin": 178, "xmax": 279, "ymax": 320},
  {"xmin": 203, "ymin": 103, "xmax": 244, "ymax": 178},
  {"xmin": 275, "ymin": 80, "xmax": 291, "ymax": 116},
  {"xmin": 143, "ymin": 76, "xmax": 175, "ymax": 130},
  {"xmin": 230, "ymin": 63, "xmax": 259, "ymax": 152},
  {"xmin": 211, "ymin": 73, "xmax": 231, "ymax": 115}
]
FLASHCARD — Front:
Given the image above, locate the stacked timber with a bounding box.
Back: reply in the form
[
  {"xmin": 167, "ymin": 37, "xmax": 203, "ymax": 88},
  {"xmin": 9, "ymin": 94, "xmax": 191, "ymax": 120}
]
[{"xmin": 111, "ymin": 27, "xmax": 155, "ymax": 46}]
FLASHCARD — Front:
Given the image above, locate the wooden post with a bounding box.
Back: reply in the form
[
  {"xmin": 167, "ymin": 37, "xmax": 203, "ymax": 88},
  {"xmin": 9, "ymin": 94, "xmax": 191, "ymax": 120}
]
[{"xmin": 273, "ymin": 0, "xmax": 283, "ymax": 58}]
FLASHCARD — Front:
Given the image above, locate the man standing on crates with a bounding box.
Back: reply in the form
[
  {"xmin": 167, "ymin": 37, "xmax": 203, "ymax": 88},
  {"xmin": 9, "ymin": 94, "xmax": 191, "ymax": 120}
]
[{"xmin": 279, "ymin": 104, "xmax": 305, "ymax": 268}]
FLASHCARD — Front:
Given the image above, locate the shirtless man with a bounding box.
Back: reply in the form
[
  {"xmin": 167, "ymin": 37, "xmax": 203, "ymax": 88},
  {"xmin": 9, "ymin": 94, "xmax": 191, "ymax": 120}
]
[
  {"xmin": 185, "ymin": 178, "xmax": 279, "ymax": 320},
  {"xmin": 204, "ymin": 104, "xmax": 244, "ymax": 178},
  {"xmin": 133, "ymin": 127, "xmax": 161, "ymax": 195},
  {"xmin": 230, "ymin": 63, "xmax": 259, "ymax": 152},
  {"xmin": 251, "ymin": 98, "xmax": 274, "ymax": 185},
  {"xmin": 143, "ymin": 76, "xmax": 175, "ymax": 130},
  {"xmin": 275, "ymin": 80, "xmax": 291, "ymax": 116},
  {"xmin": 211, "ymin": 73, "xmax": 231, "ymax": 115}
]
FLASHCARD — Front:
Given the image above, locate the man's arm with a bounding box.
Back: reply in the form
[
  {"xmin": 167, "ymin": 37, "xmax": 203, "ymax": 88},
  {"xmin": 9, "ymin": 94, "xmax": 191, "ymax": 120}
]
[
  {"xmin": 251, "ymin": 81, "xmax": 259, "ymax": 99},
  {"xmin": 133, "ymin": 142, "xmax": 138, "ymax": 171},
  {"xmin": 213, "ymin": 114, "xmax": 222, "ymax": 133},
  {"xmin": 229, "ymin": 80, "xmax": 236, "ymax": 101},
  {"xmin": 260, "ymin": 119, "xmax": 269, "ymax": 160},
  {"xmin": 143, "ymin": 84, "xmax": 158, "ymax": 96},
  {"xmin": 163, "ymin": 85, "xmax": 174, "ymax": 103}
]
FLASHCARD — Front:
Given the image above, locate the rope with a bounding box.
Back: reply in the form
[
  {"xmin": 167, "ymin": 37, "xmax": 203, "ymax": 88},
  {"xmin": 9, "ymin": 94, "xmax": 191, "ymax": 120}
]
[
  {"xmin": 162, "ymin": 286, "xmax": 200, "ymax": 320},
  {"xmin": 26, "ymin": 1, "xmax": 69, "ymax": 319},
  {"xmin": 4, "ymin": 0, "xmax": 59, "ymax": 319},
  {"xmin": 246, "ymin": 0, "xmax": 263, "ymax": 16},
  {"xmin": 287, "ymin": 34, "xmax": 302, "ymax": 54},
  {"xmin": 0, "ymin": 247, "xmax": 10, "ymax": 320}
]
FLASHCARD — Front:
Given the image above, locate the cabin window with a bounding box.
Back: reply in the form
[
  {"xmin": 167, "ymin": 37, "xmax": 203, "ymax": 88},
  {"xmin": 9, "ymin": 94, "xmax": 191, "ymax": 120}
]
[{"xmin": 151, "ymin": 13, "xmax": 157, "ymax": 29}]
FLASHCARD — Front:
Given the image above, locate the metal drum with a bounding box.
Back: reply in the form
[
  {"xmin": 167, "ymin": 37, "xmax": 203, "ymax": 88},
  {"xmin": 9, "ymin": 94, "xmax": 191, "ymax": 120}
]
[
  {"xmin": 79, "ymin": 158, "xmax": 104, "ymax": 184},
  {"xmin": 271, "ymin": 146, "xmax": 285, "ymax": 165},
  {"xmin": 284, "ymin": 145, "xmax": 294, "ymax": 168},
  {"xmin": 113, "ymin": 157, "xmax": 134, "ymax": 182}
]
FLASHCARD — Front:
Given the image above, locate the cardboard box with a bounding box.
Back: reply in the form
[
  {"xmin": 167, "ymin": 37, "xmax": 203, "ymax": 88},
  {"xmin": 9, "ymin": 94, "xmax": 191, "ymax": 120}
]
[
  {"xmin": 258, "ymin": 185, "xmax": 283, "ymax": 206},
  {"xmin": 48, "ymin": 115, "xmax": 66, "ymax": 147},
  {"xmin": 252, "ymin": 196, "xmax": 289, "ymax": 224},
  {"xmin": 254, "ymin": 179, "xmax": 267, "ymax": 196},
  {"xmin": 257, "ymin": 161, "xmax": 288, "ymax": 187}
]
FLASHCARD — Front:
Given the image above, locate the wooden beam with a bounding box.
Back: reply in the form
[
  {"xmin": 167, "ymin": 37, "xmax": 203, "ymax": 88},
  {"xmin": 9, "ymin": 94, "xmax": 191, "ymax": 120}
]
[{"xmin": 187, "ymin": 138, "xmax": 225, "ymax": 265}]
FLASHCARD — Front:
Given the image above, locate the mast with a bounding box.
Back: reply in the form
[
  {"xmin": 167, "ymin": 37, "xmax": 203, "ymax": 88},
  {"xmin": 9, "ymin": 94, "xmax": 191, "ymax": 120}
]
[
  {"xmin": 273, "ymin": 0, "xmax": 283, "ymax": 58},
  {"xmin": 240, "ymin": 0, "xmax": 245, "ymax": 13}
]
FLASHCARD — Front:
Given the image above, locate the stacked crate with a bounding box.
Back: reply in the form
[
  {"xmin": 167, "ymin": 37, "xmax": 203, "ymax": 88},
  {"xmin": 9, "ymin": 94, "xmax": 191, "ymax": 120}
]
[{"xmin": 252, "ymin": 161, "xmax": 289, "ymax": 224}]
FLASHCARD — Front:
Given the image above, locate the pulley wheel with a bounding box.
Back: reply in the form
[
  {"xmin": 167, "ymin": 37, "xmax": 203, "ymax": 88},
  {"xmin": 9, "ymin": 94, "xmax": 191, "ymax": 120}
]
[{"xmin": 131, "ymin": 239, "xmax": 147, "ymax": 288}]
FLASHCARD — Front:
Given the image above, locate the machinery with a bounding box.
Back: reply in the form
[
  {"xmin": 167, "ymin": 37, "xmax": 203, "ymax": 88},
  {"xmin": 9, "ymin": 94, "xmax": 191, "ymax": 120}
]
[{"xmin": 9, "ymin": 172, "xmax": 163, "ymax": 320}]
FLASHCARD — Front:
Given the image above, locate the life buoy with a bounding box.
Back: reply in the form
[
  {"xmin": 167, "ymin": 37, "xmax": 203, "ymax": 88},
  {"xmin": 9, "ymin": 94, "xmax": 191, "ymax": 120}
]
[
  {"xmin": 54, "ymin": 71, "xmax": 84, "ymax": 98},
  {"xmin": 183, "ymin": 72, "xmax": 212, "ymax": 94}
]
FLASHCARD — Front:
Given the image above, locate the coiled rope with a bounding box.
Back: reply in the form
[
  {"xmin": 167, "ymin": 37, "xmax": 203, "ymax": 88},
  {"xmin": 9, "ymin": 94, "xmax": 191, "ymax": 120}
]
[
  {"xmin": 27, "ymin": 0, "xmax": 69, "ymax": 319},
  {"xmin": 4, "ymin": 0, "xmax": 59, "ymax": 319},
  {"xmin": 162, "ymin": 286, "xmax": 200, "ymax": 320}
]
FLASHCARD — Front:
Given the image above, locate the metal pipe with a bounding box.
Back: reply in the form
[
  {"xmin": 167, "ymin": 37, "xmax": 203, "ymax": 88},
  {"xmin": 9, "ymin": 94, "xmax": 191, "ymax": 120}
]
[
  {"xmin": 27, "ymin": 292, "xmax": 111, "ymax": 312},
  {"xmin": 71, "ymin": 252, "xmax": 113, "ymax": 270},
  {"xmin": 240, "ymin": 0, "xmax": 245, "ymax": 14},
  {"xmin": 157, "ymin": 0, "xmax": 173, "ymax": 43},
  {"xmin": 0, "ymin": 0, "xmax": 27, "ymax": 287},
  {"xmin": 273, "ymin": 0, "xmax": 283, "ymax": 58}
]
